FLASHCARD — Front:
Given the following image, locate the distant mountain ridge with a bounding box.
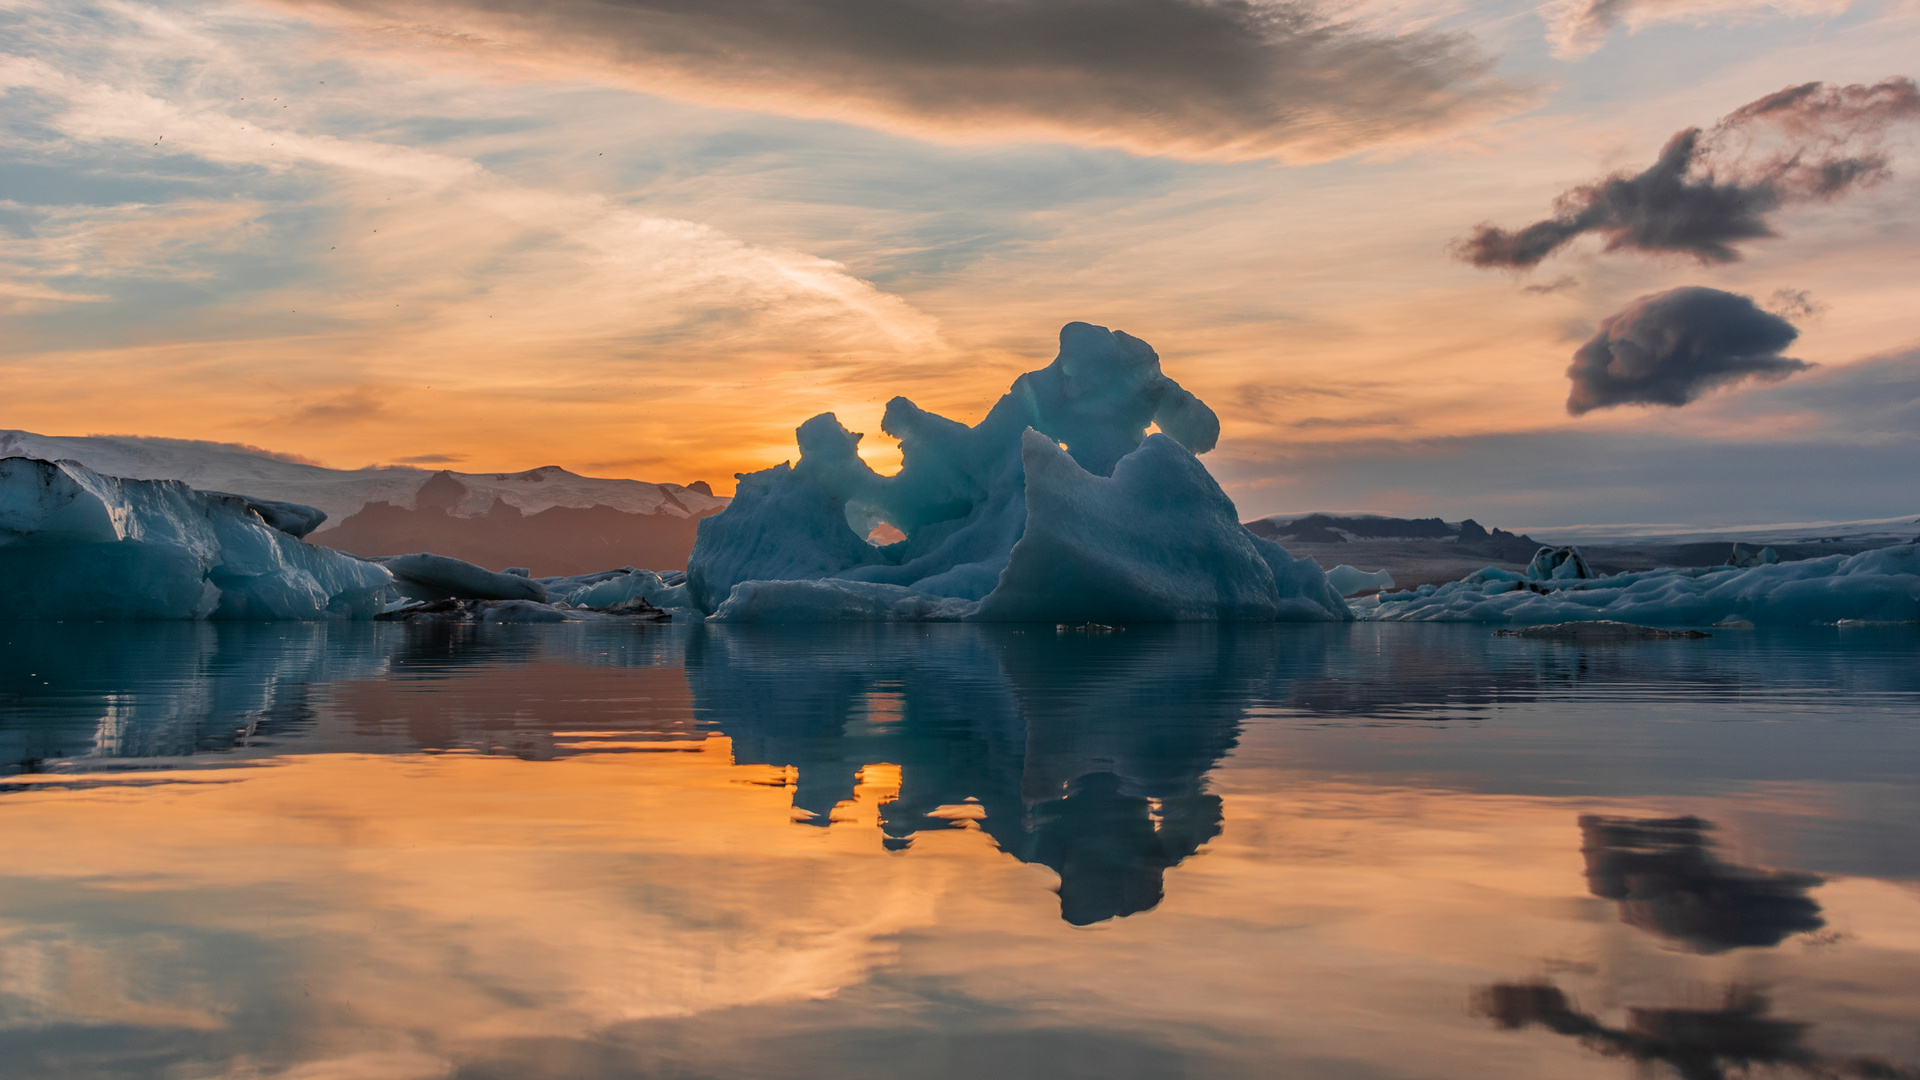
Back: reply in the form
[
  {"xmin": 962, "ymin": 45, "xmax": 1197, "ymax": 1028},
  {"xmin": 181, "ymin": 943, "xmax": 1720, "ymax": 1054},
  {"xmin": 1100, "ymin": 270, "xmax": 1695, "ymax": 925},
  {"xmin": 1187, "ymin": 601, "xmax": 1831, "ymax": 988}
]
[
  {"xmin": 0, "ymin": 430, "xmax": 727, "ymax": 574},
  {"xmin": 1246, "ymin": 513, "xmax": 1543, "ymax": 561}
]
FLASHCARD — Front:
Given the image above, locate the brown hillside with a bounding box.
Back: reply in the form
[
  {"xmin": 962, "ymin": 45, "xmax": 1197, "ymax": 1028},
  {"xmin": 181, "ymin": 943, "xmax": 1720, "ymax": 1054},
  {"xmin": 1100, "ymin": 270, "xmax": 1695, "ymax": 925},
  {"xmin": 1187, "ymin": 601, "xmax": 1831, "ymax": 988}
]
[{"xmin": 313, "ymin": 497, "xmax": 715, "ymax": 576}]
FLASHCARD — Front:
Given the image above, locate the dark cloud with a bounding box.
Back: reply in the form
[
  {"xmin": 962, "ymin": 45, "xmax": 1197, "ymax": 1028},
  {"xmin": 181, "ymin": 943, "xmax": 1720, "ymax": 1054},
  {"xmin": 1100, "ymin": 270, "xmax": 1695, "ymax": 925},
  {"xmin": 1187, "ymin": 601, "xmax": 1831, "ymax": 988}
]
[
  {"xmin": 1455, "ymin": 78, "xmax": 1920, "ymax": 268},
  {"xmin": 1767, "ymin": 287, "xmax": 1825, "ymax": 321},
  {"xmin": 1579, "ymin": 814, "xmax": 1824, "ymax": 952},
  {"xmin": 393, "ymin": 452, "xmax": 467, "ymax": 464},
  {"xmin": 286, "ymin": 0, "xmax": 1516, "ymax": 161},
  {"xmin": 1522, "ymin": 274, "xmax": 1580, "ymax": 295},
  {"xmin": 1477, "ymin": 982, "xmax": 1920, "ymax": 1080},
  {"xmin": 289, "ymin": 388, "xmax": 388, "ymax": 425},
  {"xmin": 1566, "ymin": 287, "xmax": 1808, "ymax": 414}
]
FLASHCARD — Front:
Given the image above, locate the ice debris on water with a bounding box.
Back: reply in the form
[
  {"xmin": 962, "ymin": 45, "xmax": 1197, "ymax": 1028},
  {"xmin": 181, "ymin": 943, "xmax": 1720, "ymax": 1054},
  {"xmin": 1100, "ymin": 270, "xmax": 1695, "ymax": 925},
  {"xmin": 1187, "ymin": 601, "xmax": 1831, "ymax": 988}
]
[
  {"xmin": 1367, "ymin": 543, "xmax": 1920, "ymax": 627},
  {"xmin": 0, "ymin": 457, "xmax": 389, "ymax": 620},
  {"xmin": 688, "ymin": 321, "xmax": 1351, "ymax": 623},
  {"xmin": 377, "ymin": 595, "xmax": 670, "ymax": 623},
  {"xmin": 1493, "ymin": 621, "xmax": 1711, "ymax": 641}
]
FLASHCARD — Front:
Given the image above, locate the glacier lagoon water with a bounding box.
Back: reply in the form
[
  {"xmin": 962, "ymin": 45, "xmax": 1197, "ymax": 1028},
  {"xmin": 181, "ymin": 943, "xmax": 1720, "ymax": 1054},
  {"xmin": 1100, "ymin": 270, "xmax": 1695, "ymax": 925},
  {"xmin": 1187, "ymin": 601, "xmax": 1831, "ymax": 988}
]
[{"xmin": 2, "ymin": 621, "xmax": 1918, "ymax": 1079}]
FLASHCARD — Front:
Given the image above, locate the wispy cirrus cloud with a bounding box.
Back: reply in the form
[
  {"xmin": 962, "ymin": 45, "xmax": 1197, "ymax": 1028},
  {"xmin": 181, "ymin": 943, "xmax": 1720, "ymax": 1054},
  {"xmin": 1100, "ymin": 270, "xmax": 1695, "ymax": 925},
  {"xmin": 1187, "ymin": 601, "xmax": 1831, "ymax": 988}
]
[
  {"xmin": 1542, "ymin": 0, "xmax": 1857, "ymax": 57},
  {"xmin": 271, "ymin": 0, "xmax": 1524, "ymax": 162}
]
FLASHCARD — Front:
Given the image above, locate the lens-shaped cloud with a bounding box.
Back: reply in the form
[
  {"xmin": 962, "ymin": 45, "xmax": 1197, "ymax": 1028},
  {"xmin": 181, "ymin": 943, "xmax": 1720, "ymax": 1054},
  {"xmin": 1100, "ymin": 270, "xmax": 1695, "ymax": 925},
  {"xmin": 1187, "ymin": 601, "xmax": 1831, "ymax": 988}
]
[
  {"xmin": 1455, "ymin": 78, "xmax": 1920, "ymax": 268},
  {"xmin": 1566, "ymin": 287, "xmax": 1809, "ymax": 415},
  {"xmin": 278, "ymin": 0, "xmax": 1519, "ymax": 161}
]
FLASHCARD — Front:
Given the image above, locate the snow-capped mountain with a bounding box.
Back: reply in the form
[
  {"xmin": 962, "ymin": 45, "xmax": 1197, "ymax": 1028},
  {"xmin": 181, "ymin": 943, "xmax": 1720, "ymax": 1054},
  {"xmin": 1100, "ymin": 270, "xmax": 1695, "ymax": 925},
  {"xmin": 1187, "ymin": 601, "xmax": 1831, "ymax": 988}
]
[{"xmin": 0, "ymin": 430, "xmax": 730, "ymax": 574}]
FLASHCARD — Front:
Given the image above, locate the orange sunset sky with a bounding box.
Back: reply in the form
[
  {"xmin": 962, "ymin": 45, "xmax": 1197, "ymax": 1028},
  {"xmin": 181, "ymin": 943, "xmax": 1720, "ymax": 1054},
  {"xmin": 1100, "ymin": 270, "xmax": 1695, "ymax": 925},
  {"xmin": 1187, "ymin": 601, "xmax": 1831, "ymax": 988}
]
[{"xmin": 2, "ymin": 0, "xmax": 1917, "ymax": 525}]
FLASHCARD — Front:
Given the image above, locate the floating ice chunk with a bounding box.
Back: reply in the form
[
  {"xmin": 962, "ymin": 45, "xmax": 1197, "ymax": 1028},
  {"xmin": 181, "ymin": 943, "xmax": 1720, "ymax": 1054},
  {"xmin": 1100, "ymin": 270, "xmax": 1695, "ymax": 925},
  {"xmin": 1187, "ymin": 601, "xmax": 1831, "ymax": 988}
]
[
  {"xmin": 687, "ymin": 322, "xmax": 1347, "ymax": 622},
  {"xmin": 375, "ymin": 552, "xmax": 550, "ymax": 602},
  {"xmin": 1527, "ymin": 545, "xmax": 1595, "ymax": 581},
  {"xmin": 1325, "ymin": 565, "xmax": 1396, "ymax": 597},
  {"xmin": 548, "ymin": 567, "xmax": 693, "ymax": 611},
  {"xmin": 1370, "ymin": 544, "xmax": 1920, "ymax": 626},
  {"xmin": 0, "ymin": 457, "xmax": 390, "ymax": 620},
  {"xmin": 1727, "ymin": 543, "xmax": 1779, "ymax": 568}
]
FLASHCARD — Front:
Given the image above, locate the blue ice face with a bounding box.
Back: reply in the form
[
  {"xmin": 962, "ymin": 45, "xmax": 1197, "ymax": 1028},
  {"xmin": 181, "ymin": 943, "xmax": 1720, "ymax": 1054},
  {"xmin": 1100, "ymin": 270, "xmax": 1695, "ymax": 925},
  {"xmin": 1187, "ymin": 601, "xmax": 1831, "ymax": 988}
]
[{"xmin": 685, "ymin": 322, "xmax": 1342, "ymax": 623}]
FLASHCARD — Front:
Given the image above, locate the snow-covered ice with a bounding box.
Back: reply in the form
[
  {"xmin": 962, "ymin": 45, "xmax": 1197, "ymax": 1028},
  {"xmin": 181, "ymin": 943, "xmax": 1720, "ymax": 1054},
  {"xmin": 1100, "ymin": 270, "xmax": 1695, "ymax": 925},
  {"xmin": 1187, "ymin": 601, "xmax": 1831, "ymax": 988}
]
[
  {"xmin": 687, "ymin": 321, "xmax": 1352, "ymax": 623},
  {"xmin": 1, "ymin": 457, "xmax": 391, "ymax": 620},
  {"xmin": 1363, "ymin": 544, "xmax": 1920, "ymax": 626}
]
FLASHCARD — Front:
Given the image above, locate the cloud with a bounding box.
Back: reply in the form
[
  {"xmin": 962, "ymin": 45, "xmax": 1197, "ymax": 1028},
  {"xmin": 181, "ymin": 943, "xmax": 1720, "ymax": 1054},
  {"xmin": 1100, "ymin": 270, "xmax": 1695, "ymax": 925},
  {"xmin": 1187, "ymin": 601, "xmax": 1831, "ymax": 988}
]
[
  {"xmin": 290, "ymin": 388, "xmax": 390, "ymax": 425},
  {"xmin": 1545, "ymin": 0, "xmax": 1856, "ymax": 57},
  {"xmin": 1766, "ymin": 287, "xmax": 1825, "ymax": 320},
  {"xmin": 1707, "ymin": 346, "xmax": 1920, "ymax": 438},
  {"xmin": 1565, "ymin": 287, "xmax": 1808, "ymax": 414},
  {"xmin": 275, "ymin": 0, "xmax": 1519, "ymax": 162},
  {"xmin": 1454, "ymin": 79, "xmax": 1920, "ymax": 269},
  {"xmin": 392, "ymin": 452, "xmax": 466, "ymax": 464},
  {"xmin": 1579, "ymin": 814, "xmax": 1824, "ymax": 952},
  {"xmin": 1521, "ymin": 275, "xmax": 1579, "ymax": 295},
  {"xmin": 1475, "ymin": 982, "xmax": 1914, "ymax": 1080}
]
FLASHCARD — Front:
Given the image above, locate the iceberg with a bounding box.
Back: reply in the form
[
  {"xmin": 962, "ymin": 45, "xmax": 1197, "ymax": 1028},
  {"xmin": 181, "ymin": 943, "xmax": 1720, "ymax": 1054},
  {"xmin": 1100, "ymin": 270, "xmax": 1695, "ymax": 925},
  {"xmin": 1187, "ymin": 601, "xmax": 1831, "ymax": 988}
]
[
  {"xmin": 1325, "ymin": 565, "xmax": 1396, "ymax": 597},
  {"xmin": 1, "ymin": 457, "xmax": 391, "ymax": 620},
  {"xmin": 376, "ymin": 552, "xmax": 550, "ymax": 602},
  {"xmin": 688, "ymin": 321, "xmax": 1351, "ymax": 623},
  {"xmin": 1365, "ymin": 544, "xmax": 1920, "ymax": 627}
]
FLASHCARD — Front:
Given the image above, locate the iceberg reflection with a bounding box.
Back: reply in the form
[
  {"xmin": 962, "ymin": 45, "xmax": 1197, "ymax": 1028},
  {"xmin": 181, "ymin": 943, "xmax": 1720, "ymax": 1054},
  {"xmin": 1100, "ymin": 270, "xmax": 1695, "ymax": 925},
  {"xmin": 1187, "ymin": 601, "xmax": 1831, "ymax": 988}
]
[{"xmin": 686, "ymin": 626, "xmax": 1251, "ymax": 923}]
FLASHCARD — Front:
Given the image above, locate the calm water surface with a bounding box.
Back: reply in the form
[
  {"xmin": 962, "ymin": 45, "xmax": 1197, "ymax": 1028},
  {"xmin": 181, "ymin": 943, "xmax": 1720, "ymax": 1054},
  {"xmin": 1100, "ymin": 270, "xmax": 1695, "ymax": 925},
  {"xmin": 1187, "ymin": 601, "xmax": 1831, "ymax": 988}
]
[{"xmin": 2, "ymin": 622, "xmax": 1917, "ymax": 1079}]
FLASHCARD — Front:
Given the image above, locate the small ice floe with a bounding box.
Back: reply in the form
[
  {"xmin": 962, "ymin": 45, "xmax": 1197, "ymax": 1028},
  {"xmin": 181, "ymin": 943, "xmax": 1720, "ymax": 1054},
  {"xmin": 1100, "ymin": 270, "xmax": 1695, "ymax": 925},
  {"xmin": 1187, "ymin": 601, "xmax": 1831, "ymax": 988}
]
[
  {"xmin": 375, "ymin": 552, "xmax": 549, "ymax": 603},
  {"xmin": 376, "ymin": 595, "xmax": 670, "ymax": 623},
  {"xmin": 1494, "ymin": 620, "xmax": 1710, "ymax": 641}
]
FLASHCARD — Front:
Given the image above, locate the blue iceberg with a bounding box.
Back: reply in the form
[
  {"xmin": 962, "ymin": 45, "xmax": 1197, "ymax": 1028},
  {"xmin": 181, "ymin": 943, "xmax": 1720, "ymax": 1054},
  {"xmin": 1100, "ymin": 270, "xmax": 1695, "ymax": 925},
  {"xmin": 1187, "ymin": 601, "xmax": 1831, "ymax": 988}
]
[
  {"xmin": 1, "ymin": 457, "xmax": 391, "ymax": 620},
  {"xmin": 688, "ymin": 321, "xmax": 1351, "ymax": 623}
]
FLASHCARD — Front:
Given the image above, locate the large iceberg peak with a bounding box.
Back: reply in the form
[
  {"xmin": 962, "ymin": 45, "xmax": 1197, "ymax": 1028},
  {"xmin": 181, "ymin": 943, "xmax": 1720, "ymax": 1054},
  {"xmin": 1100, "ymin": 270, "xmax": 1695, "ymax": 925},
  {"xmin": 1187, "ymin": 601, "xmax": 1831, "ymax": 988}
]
[{"xmin": 688, "ymin": 322, "xmax": 1347, "ymax": 622}]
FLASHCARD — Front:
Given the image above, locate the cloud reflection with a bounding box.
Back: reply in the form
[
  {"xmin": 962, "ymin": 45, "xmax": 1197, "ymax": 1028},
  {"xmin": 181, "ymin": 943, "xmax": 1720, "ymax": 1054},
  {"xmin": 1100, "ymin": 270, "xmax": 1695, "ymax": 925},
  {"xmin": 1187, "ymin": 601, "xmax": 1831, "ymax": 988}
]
[
  {"xmin": 1580, "ymin": 813, "xmax": 1825, "ymax": 952},
  {"xmin": 1476, "ymin": 982, "xmax": 1918, "ymax": 1080}
]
